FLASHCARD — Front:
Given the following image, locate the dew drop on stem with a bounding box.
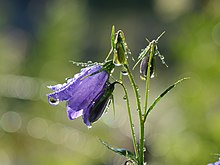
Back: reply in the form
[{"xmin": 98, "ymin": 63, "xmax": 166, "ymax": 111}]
[
  {"xmin": 131, "ymin": 57, "xmax": 135, "ymax": 62},
  {"xmin": 121, "ymin": 70, "xmax": 128, "ymax": 76}
]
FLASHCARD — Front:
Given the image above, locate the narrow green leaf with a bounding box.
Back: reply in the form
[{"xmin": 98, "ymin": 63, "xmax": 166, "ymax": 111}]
[
  {"xmin": 99, "ymin": 139, "xmax": 138, "ymax": 163},
  {"xmin": 144, "ymin": 77, "xmax": 190, "ymax": 122},
  {"xmin": 111, "ymin": 25, "xmax": 115, "ymax": 48},
  {"xmin": 105, "ymin": 25, "xmax": 115, "ymax": 61},
  {"xmin": 155, "ymin": 31, "xmax": 166, "ymax": 42},
  {"xmin": 132, "ymin": 45, "xmax": 150, "ymax": 70}
]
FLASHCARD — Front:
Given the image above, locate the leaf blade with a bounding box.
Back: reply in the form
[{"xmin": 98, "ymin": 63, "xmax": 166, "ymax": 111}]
[
  {"xmin": 144, "ymin": 77, "xmax": 190, "ymax": 122},
  {"xmin": 99, "ymin": 139, "xmax": 138, "ymax": 163}
]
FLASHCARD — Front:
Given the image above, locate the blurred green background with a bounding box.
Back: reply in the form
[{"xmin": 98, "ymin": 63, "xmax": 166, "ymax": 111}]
[{"xmin": 0, "ymin": 0, "xmax": 220, "ymax": 164}]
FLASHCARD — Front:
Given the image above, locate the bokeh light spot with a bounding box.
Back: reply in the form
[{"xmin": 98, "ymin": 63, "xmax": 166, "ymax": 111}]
[
  {"xmin": 27, "ymin": 117, "xmax": 48, "ymax": 139},
  {"xmin": 1, "ymin": 111, "xmax": 22, "ymax": 133},
  {"xmin": 47, "ymin": 123, "xmax": 68, "ymax": 144},
  {"xmin": 0, "ymin": 150, "xmax": 11, "ymax": 165}
]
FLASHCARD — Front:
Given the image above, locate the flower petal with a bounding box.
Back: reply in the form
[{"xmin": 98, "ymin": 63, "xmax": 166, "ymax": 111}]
[
  {"xmin": 47, "ymin": 65, "xmax": 102, "ymax": 105},
  {"xmin": 67, "ymin": 106, "xmax": 83, "ymax": 120},
  {"xmin": 66, "ymin": 69, "xmax": 109, "ymax": 121},
  {"xmin": 83, "ymin": 83, "xmax": 115, "ymax": 127}
]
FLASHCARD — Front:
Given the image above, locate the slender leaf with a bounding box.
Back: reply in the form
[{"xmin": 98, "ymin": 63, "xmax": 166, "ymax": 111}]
[
  {"xmin": 144, "ymin": 77, "xmax": 190, "ymax": 122},
  {"xmin": 99, "ymin": 139, "xmax": 138, "ymax": 163}
]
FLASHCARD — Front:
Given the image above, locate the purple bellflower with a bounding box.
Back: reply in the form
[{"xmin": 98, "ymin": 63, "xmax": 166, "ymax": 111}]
[
  {"xmin": 47, "ymin": 61, "xmax": 115, "ymax": 127},
  {"xmin": 208, "ymin": 159, "xmax": 220, "ymax": 165}
]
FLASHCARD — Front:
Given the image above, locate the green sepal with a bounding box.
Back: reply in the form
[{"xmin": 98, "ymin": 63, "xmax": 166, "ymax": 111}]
[
  {"xmin": 132, "ymin": 45, "xmax": 150, "ymax": 70},
  {"xmin": 69, "ymin": 60, "xmax": 99, "ymax": 67},
  {"xmin": 144, "ymin": 77, "xmax": 190, "ymax": 122},
  {"xmin": 80, "ymin": 60, "xmax": 115, "ymax": 80},
  {"xmin": 99, "ymin": 139, "xmax": 138, "ymax": 164},
  {"xmin": 105, "ymin": 25, "xmax": 115, "ymax": 61},
  {"xmin": 132, "ymin": 31, "xmax": 167, "ymax": 71},
  {"xmin": 102, "ymin": 60, "xmax": 115, "ymax": 74},
  {"xmin": 111, "ymin": 25, "xmax": 115, "ymax": 49}
]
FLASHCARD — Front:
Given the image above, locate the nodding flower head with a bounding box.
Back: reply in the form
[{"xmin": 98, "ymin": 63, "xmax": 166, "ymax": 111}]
[{"xmin": 47, "ymin": 61, "xmax": 115, "ymax": 127}]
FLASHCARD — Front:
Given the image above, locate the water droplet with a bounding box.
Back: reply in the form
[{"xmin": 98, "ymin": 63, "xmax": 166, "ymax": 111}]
[
  {"xmin": 121, "ymin": 71, "xmax": 128, "ymax": 76},
  {"xmin": 114, "ymin": 63, "xmax": 121, "ymax": 67},
  {"xmin": 65, "ymin": 77, "xmax": 71, "ymax": 83},
  {"xmin": 87, "ymin": 125, "xmax": 92, "ymax": 129},
  {"xmin": 158, "ymin": 54, "xmax": 164, "ymax": 59},
  {"xmin": 49, "ymin": 97, "xmax": 60, "ymax": 106},
  {"xmin": 123, "ymin": 95, "xmax": 127, "ymax": 100},
  {"xmin": 131, "ymin": 57, "xmax": 135, "ymax": 62}
]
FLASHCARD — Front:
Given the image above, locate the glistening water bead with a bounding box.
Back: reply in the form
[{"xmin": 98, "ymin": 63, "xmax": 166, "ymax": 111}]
[
  {"xmin": 121, "ymin": 70, "xmax": 128, "ymax": 76},
  {"xmin": 49, "ymin": 97, "xmax": 60, "ymax": 106}
]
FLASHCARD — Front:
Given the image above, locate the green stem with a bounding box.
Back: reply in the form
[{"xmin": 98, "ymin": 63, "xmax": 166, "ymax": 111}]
[
  {"xmin": 124, "ymin": 64, "xmax": 145, "ymax": 165},
  {"xmin": 118, "ymin": 82, "xmax": 139, "ymax": 158},
  {"xmin": 139, "ymin": 120, "xmax": 145, "ymax": 165},
  {"xmin": 124, "ymin": 64, "xmax": 142, "ymax": 122},
  {"xmin": 144, "ymin": 42, "xmax": 155, "ymax": 117}
]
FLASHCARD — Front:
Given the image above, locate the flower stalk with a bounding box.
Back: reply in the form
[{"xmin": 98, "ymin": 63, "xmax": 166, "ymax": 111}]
[
  {"xmin": 144, "ymin": 40, "xmax": 156, "ymax": 117},
  {"xmin": 124, "ymin": 64, "xmax": 145, "ymax": 164},
  {"xmin": 117, "ymin": 81, "xmax": 139, "ymax": 158}
]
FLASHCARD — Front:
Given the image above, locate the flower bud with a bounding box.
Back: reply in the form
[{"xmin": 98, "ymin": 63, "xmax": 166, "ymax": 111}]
[
  {"xmin": 140, "ymin": 55, "xmax": 155, "ymax": 80},
  {"xmin": 113, "ymin": 30, "xmax": 129, "ymax": 66}
]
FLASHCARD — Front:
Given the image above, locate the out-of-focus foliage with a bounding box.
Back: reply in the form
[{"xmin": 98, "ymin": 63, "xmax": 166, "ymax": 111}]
[{"xmin": 0, "ymin": 0, "xmax": 220, "ymax": 164}]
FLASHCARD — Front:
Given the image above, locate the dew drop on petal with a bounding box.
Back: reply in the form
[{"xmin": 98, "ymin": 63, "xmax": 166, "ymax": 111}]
[
  {"xmin": 65, "ymin": 77, "xmax": 72, "ymax": 83},
  {"xmin": 49, "ymin": 97, "xmax": 60, "ymax": 106},
  {"xmin": 87, "ymin": 125, "xmax": 92, "ymax": 129}
]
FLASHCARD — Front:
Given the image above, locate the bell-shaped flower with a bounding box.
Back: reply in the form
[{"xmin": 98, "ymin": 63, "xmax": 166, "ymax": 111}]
[{"xmin": 47, "ymin": 61, "xmax": 115, "ymax": 127}]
